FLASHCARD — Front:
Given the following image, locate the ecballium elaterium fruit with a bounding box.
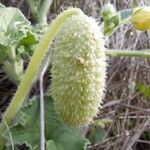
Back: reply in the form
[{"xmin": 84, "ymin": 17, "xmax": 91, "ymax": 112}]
[{"xmin": 50, "ymin": 13, "xmax": 106, "ymax": 127}]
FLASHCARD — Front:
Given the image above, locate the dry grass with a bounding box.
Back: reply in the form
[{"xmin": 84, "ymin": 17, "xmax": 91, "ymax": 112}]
[{"xmin": 0, "ymin": 0, "xmax": 150, "ymax": 149}]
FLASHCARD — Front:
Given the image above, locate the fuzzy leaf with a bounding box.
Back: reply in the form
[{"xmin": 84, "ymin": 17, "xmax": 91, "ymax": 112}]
[
  {"xmin": 87, "ymin": 127, "xmax": 106, "ymax": 144},
  {"xmin": 20, "ymin": 31, "xmax": 38, "ymax": 46},
  {"xmin": 0, "ymin": 6, "xmax": 37, "ymax": 59},
  {"xmin": 119, "ymin": 9, "xmax": 133, "ymax": 24},
  {"xmin": 0, "ymin": 44, "xmax": 9, "ymax": 64},
  {"xmin": 120, "ymin": 9, "xmax": 132, "ymax": 22},
  {"xmin": 0, "ymin": 7, "xmax": 29, "ymax": 29},
  {"xmin": 46, "ymin": 140, "xmax": 58, "ymax": 150},
  {"xmin": 4, "ymin": 96, "xmax": 89, "ymax": 150}
]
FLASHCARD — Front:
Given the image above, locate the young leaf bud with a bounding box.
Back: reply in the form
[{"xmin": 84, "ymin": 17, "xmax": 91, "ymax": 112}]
[{"xmin": 101, "ymin": 3, "xmax": 116, "ymax": 17}]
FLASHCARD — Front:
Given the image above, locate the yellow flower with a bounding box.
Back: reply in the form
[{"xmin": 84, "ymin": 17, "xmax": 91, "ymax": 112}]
[{"xmin": 131, "ymin": 7, "xmax": 150, "ymax": 31}]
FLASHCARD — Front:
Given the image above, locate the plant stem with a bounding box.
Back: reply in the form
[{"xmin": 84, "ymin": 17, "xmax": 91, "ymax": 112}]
[
  {"xmin": 0, "ymin": 8, "xmax": 83, "ymax": 150},
  {"xmin": 27, "ymin": 0, "xmax": 53, "ymax": 25},
  {"xmin": 38, "ymin": 0, "xmax": 53, "ymax": 25},
  {"xmin": 39, "ymin": 49, "xmax": 51, "ymax": 150},
  {"xmin": 26, "ymin": 0, "xmax": 38, "ymax": 21},
  {"xmin": 3, "ymin": 58, "xmax": 23, "ymax": 85},
  {"xmin": 39, "ymin": 71, "xmax": 45, "ymax": 150},
  {"xmin": 3, "ymin": 46, "xmax": 24, "ymax": 85},
  {"xmin": 106, "ymin": 49, "xmax": 150, "ymax": 58},
  {"xmin": 8, "ymin": 46, "xmax": 16, "ymax": 62}
]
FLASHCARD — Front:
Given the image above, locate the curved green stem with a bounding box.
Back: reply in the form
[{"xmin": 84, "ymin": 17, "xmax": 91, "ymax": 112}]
[
  {"xmin": 106, "ymin": 49, "xmax": 150, "ymax": 58},
  {"xmin": 0, "ymin": 8, "xmax": 83, "ymax": 149}
]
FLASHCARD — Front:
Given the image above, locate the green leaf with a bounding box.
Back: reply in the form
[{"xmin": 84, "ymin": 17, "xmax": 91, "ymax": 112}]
[
  {"xmin": 87, "ymin": 127, "xmax": 106, "ymax": 144},
  {"xmin": 0, "ymin": 4, "xmax": 40, "ymax": 66},
  {"xmin": 137, "ymin": 83, "xmax": 150, "ymax": 98},
  {"xmin": 20, "ymin": 31, "xmax": 38, "ymax": 46},
  {"xmin": 0, "ymin": 7, "xmax": 30, "ymax": 33},
  {"xmin": 103, "ymin": 13, "xmax": 121, "ymax": 35},
  {"xmin": 110, "ymin": 14, "xmax": 120, "ymax": 26},
  {"xmin": 4, "ymin": 96, "xmax": 89, "ymax": 150},
  {"xmin": 0, "ymin": 6, "xmax": 37, "ymax": 58},
  {"xmin": 0, "ymin": 44, "xmax": 9, "ymax": 64},
  {"xmin": 46, "ymin": 140, "xmax": 58, "ymax": 150},
  {"xmin": 120, "ymin": 9, "xmax": 132, "ymax": 23}
]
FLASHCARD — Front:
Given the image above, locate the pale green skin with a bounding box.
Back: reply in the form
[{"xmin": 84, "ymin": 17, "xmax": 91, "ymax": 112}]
[
  {"xmin": 51, "ymin": 15, "xmax": 106, "ymax": 127},
  {"xmin": 0, "ymin": 8, "xmax": 84, "ymax": 149}
]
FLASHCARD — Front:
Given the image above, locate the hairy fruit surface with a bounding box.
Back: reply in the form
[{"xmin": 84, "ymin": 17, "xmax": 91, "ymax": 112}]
[{"xmin": 50, "ymin": 14, "xmax": 106, "ymax": 127}]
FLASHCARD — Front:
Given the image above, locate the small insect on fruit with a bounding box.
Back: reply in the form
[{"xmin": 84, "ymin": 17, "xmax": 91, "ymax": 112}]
[{"xmin": 50, "ymin": 12, "xmax": 106, "ymax": 127}]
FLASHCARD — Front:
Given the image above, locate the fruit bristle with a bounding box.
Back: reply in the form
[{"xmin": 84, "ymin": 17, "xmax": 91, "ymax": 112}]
[{"xmin": 50, "ymin": 14, "xmax": 106, "ymax": 127}]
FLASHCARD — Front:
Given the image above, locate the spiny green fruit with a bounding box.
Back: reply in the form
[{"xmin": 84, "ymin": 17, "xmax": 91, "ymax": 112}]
[{"xmin": 50, "ymin": 13, "xmax": 106, "ymax": 127}]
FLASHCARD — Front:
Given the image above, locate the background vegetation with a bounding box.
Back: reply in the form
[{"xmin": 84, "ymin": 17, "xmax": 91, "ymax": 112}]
[{"xmin": 0, "ymin": 0, "xmax": 150, "ymax": 150}]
